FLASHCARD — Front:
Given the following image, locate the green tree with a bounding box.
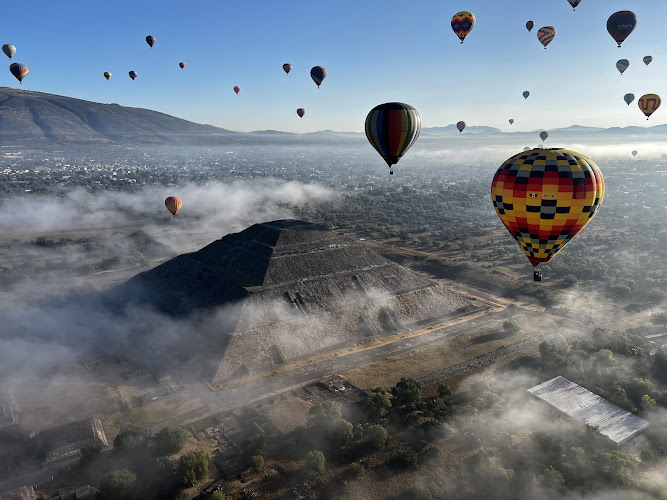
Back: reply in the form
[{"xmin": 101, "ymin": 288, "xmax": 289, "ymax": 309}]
[
  {"xmin": 392, "ymin": 378, "xmax": 423, "ymax": 408},
  {"xmin": 176, "ymin": 450, "xmax": 210, "ymax": 487},
  {"xmin": 348, "ymin": 462, "xmax": 366, "ymax": 478},
  {"xmin": 99, "ymin": 469, "xmax": 136, "ymax": 500},
  {"xmin": 113, "ymin": 426, "xmax": 150, "ymax": 451},
  {"xmin": 364, "ymin": 424, "xmax": 388, "ymax": 450},
  {"xmin": 503, "ymin": 320, "xmax": 520, "ymax": 335},
  {"xmin": 207, "ymin": 493, "xmax": 232, "ymax": 500},
  {"xmin": 308, "ymin": 401, "xmax": 342, "ymax": 427},
  {"xmin": 641, "ymin": 394, "xmax": 656, "ymax": 410},
  {"xmin": 437, "ymin": 383, "xmax": 453, "ymax": 399},
  {"xmin": 561, "ymin": 274, "xmax": 578, "ymax": 288},
  {"xmin": 541, "ymin": 466, "xmax": 565, "ymax": 489},
  {"xmin": 332, "ymin": 419, "xmax": 354, "ymax": 447},
  {"xmin": 304, "ymin": 450, "xmax": 325, "ymax": 476},
  {"xmin": 153, "ymin": 427, "xmax": 188, "ymax": 456},
  {"xmin": 249, "ymin": 454, "xmax": 264, "ymax": 473},
  {"xmin": 361, "ymin": 387, "xmax": 392, "ymax": 420},
  {"xmin": 395, "ymin": 446, "xmax": 418, "ymax": 468}
]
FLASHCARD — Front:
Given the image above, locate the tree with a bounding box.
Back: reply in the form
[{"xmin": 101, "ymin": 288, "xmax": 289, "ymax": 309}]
[
  {"xmin": 502, "ymin": 320, "xmax": 520, "ymax": 335},
  {"xmin": 437, "ymin": 383, "xmax": 453, "ymax": 399},
  {"xmin": 304, "ymin": 450, "xmax": 325, "ymax": 476},
  {"xmin": 153, "ymin": 427, "xmax": 188, "ymax": 456},
  {"xmin": 113, "ymin": 426, "xmax": 150, "ymax": 451},
  {"xmin": 246, "ymin": 433, "xmax": 265, "ymax": 456},
  {"xmin": 641, "ymin": 394, "xmax": 656, "ymax": 410},
  {"xmin": 561, "ymin": 274, "xmax": 577, "ymax": 288},
  {"xmin": 249, "ymin": 454, "xmax": 265, "ymax": 473},
  {"xmin": 348, "ymin": 462, "xmax": 366, "ymax": 478},
  {"xmin": 650, "ymin": 312, "xmax": 667, "ymax": 326},
  {"xmin": 395, "ymin": 446, "xmax": 418, "ymax": 468},
  {"xmin": 176, "ymin": 450, "xmax": 210, "ymax": 487},
  {"xmin": 361, "ymin": 387, "xmax": 392, "ymax": 420},
  {"xmin": 207, "ymin": 492, "xmax": 231, "ymax": 500},
  {"xmin": 332, "ymin": 419, "xmax": 354, "ymax": 448},
  {"xmin": 364, "ymin": 424, "xmax": 388, "ymax": 450},
  {"xmin": 308, "ymin": 401, "xmax": 342, "ymax": 427},
  {"xmin": 99, "ymin": 469, "xmax": 136, "ymax": 500},
  {"xmin": 392, "ymin": 378, "xmax": 423, "ymax": 408}
]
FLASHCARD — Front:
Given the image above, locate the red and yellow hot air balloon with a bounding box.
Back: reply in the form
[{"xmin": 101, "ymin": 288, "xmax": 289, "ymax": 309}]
[
  {"xmin": 638, "ymin": 94, "xmax": 661, "ymax": 120},
  {"xmin": 451, "ymin": 11, "xmax": 475, "ymax": 44},
  {"xmin": 491, "ymin": 148, "xmax": 604, "ymax": 275},
  {"xmin": 165, "ymin": 196, "xmax": 182, "ymax": 218},
  {"xmin": 9, "ymin": 62, "xmax": 28, "ymax": 83}
]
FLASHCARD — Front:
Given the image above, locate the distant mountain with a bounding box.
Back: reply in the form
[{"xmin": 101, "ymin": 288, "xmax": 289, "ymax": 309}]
[
  {"xmin": 422, "ymin": 124, "xmax": 503, "ymax": 135},
  {"xmin": 550, "ymin": 125, "xmax": 605, "ymax": 133},
  {"xmin": 0, "ymin": 87, "xmax": 234, "ymax": 143}
]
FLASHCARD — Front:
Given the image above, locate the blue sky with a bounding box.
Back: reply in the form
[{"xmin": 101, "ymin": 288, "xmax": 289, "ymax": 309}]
[{"xmin": 3, "ymin": 0, "xmax": 666, "ymax": 132}]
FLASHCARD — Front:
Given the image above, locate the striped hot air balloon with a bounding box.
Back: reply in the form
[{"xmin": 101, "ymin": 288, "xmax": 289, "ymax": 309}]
[
  {"xmin": 537, "ymin": 26, "xmax": 556, "ymax": 49},
  {"xmin": 365, "ymin": 102, "xmax": 422, "ymax": 175},
  {"xmin": 456, "ymin": 121, "xmax": 466, "ymax": 133},
  {"xmin": 2, "ymin": 44, "xmax": 16, "ymax": 59},
  {"xmin": 9, "ymin": 62, "xmax": 28, "ymax": 83},
  {"xmin": 638, "ymin": 94, "xmax": 661, "ymax": 120},
  {"xmin": 451, "ymin": 11, "xmax": 475, "ymax": 44},
  {"xmin": 165, "ymin": 196, "xmax": 182, "ymax": 217}
]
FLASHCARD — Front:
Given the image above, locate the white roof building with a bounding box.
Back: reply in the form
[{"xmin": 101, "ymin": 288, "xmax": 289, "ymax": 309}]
[{"xmin": 527, "ymin": 376, "xmax": 650, "ymax": 446}]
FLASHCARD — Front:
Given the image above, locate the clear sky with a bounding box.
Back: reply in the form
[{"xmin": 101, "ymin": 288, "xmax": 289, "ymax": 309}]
[{"xmin": 3, "ymin": 0, "xmax": 666, "ymax": 133}]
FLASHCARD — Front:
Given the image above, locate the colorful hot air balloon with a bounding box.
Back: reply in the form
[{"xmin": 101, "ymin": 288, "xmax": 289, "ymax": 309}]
[
  {"xmin": 607, "ymin": 11, "xmax": 637, "ymax": 48},
  {"xmin": 456, "ymin": 121, "xmax": 466, "ymax": 133},
  {"xmin": 451, "ymin": 11, "xmax": 475, "ymax": 44},
  {"xmin": 283, "ymin": 63, "xmax": 292, "ymax": 74},
  {"xmin": 624, "ymin": 93, "xmax": 635, "ymax": 106},
  {"xmin": 643, "ymin": 56, "xmax": 653, "ymax": 66},
  {"xmin": 310, "ymin": 66, "xmax": 326, "ymax": 88},
  {"xmin": 566, "ymin": 0, "xmax": 582, "ymax": 10},
  {"xmin": 297, "ymin": 108, "xmax": 305, "ymax": 118},
  {"xmin": 638, "ymin": 94, "xmax": 661, "ymax": 120},
  {"xmin": 509, "ymin": 119, "xmax": 514, "ymax": 125},
  {"xmin": 491, "ymin": 148, "xmax": 604, "ymax": 271},
  {"xmin": 616, "ymin": 59, "xmax": 629, "ymax": 75},
  {"xmin": 523, "ymin": 91, "xmax": 530, "ymax": 100},
  {"xmin": 146, "ymin": 35, "xmax": 156, "ymax": 48},
  {"xmin": 632, "ymin": 150, "xmax": 638, "ymax": 157},
  {"xmin": 165, "ymin": 196, "xmax": 182, "ymax": 218},
  {"xmin": 9, "ymin": 63, "xmax": 28, "ymax": 84},
  {"xmin": 526, "ymin": 21, "xmax": 535, "ymax": 33},
  {"xmin": 540, "ymin": 131, "xmax": 549, "ymax": 142},
  {"xmin": 537, "ymin": 26, "xmax": 556, "ymax": 49},
  {"xmin": 103, "ymin": 72, "xmax": 112, "ymax": 80},
  {"xmin": 2, "ymin": 44, "xmax": 16, "ymax": 59},
  {"xmin": 179, "ymin": 62, "xmax": 185, "ymax": 69},
  {"xmin": 129, "ymin": 70, "xmax": 137, "ymax": 80},
  {"xmin": 365, "ymin": 102, "xmax": 422, "ymax": 175},
  {"xmin": 233, "ymin": 86, "xmax": 240, "ymax": 95}
]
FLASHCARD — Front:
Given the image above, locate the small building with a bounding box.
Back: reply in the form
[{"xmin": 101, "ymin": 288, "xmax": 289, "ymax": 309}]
[
  {"xmin": 36, "ymin": 418, "xmax": 109, "ymax": 467},
  {"xmin": 527, "ymin": 376, "xmax": 650, "ymax": 446}
]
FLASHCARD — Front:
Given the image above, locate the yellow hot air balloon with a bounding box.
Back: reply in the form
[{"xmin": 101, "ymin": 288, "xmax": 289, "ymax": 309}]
[
  {"xmin": 638, "ymin": 94, "xmax": 661, "ymax": 120},
  {"xmin": 491, "ymin": 148, "xmax": 604, "ymax": 275},
  {"xmin": 165, "ymin": 196, "xmax": 182, "ymax": 218}
]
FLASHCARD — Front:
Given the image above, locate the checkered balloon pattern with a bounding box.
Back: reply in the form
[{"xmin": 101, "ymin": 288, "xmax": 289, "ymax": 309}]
[{"xmin": 491, "ymin": 148, "xmax": 604, "ymax": 267}]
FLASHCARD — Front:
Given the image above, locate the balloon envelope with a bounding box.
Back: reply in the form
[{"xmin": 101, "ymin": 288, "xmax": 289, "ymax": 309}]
[
  {"xmin": 523, "ymin": 91, "xmax": 530, "ymax": 100},
  {"xmin": 632, "ymin": 150, "xmax": 638, "ymax": 156},
  {"xmin": 537, "ymin": 26, "xmax": 556, "ymax": 49},
  {"xmin": 491, "ymin": 148, "xmax": 604, "ymax": 267},
  {"xmin": 283, "ymin": 63, "xmax": 292, "ymax": 74},
  {"xmin": 9, "ymin": 62, "xmax": 27, "ymax": 83},
  {"xmin": 607, "ymin": 11, "xmax": 637, "ymax": 47},
  {"xmin": 365, "ymin": 102, "xmax": 422, "ymax": 174},
  {"xmin": 2, "ymin": 44, "xmax": 16, "ymax": 59},
  {"xmin": 624, "ymin": 93, "xmax": 634, "ymax": 105},
  {"xmin": 146, "ymin": 35, "xmax": 156, "ymax": 47},
  {"xmin": 540, "ymin": 131, "xmax": 549, "ymax": 142},
  {"xmin": 310, "ymin": 66, "xmax": 326, "ymax": 87},
  {"xmin": 526, "ymin": 21, "xmax": 534, "ymax": 33},
  {"xmin": 456, "ymin": 121, "xmax": 466, "ymax": 133},
  {"xmin": 165, "ymin": 196, "xmax": 182, "ymax": 217},
  {"xmin": 103, "ymin": 71, "xmax": 112, "ymax": 80},
  {"xmin": 179, "ymin": 62, "xmax": 185, "ymax": 69},
  {"xmin": 638, "ymin": 94, "xmax": 661, "ymax": 119},
  {"xmin": 567, "ymin": 0, "xmax": 582, "ymax": 10},
  {"xmin": 129, "ymin": 71, "xmax": 137, "ymax": 80},
  {"xmin": 297, "ymin": 108, "xmax": 305, "ymax": 118},
  {"xmin": 616, "ymin": 59, "xmax": 629, "ymax": 75},
  {"xmin": 451, "ymin": 11, "xmax": 476, "ymax": 43},
  {"xmin": 643, "ymin": 56, "xmax": 653, "ymax": 66},
  {"xmin": 509, "ymin": 119, "xmax": 514, "ymax": 125},
  {"xmin": 233, "ymin": 86, "xmax": 240, "ymax": 94}
]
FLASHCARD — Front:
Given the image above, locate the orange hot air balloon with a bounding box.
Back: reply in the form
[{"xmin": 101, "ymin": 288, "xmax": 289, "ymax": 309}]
[{"xmin": 165, "ymin": 196, "xmax": 182, "ymax": 217}]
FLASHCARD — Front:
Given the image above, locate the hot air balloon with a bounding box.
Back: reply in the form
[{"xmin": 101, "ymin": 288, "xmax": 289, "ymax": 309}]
[
  {"xmin": 523, "ymin": 91, "xmax": 530, "ymax": 100},
  {"xmin": 179, "ymin": 62, "xmax": 185, "ymax": 69},
  {"xmin": 310, "ymin": 66, "xmax": 326, "ymax": 88},
  {"xmin": 365, "ymin": 102, "xmax": 422, "ymax": 175},
  {"xmin": 638, "ymin": 94, "xmax": 661, "ymax": 120},
  {"xmin": 283, "ymin": 63, "xmax": 292, "ymax": 74},
  {"xmin": 165, "ymin": 196, "xmax": 182, "ymax": 218},
  {"xmin": 146, "ymin": 35, "xmax": 156, "ymax": 48},
  {"xmin": 297, "ymin": 108, "xmax": 305, "ymax": 118},
  {"xmin": 632, "ymin": 150, "xmax": 638, "ymax": 157},
  {"xmin": 9, "ymin": 63, "xmax": 27, "ymax": 84},
  {"xmin": 456, "ymin": 121, "xmax": 466, "ymax": 134},
  {"xmin": 103, "ymin": 72, "xmax": 112, "ymax": 80},
  {"xmin": 567, "ymin": 0, "xmax": 582, "ymax": 10},
  {"xmin": 616, "ymin": 59, "xmax": 629, "ymax": 75},
  {"xmin": 491, "ymin": 148, "xmax": 605, "ymax": 276},
  {"xmin": 509, "ymin": 119, "xmax": 514, "ymax": 125},
  {"xmin": 607, "ymin": 11, "xmax": 637, "ymax": 48},
  {"xmin": 2, "ymin": 44, "xmax": 16, "ymax": 59},
  {"xmin": 539, "ymin": 131, "xmax": 549, "ymax": 142},
  {"xmin": 643, "ymin": 56, "xmax": 653, "ymax": 66},
  {"xmin": 129, "ymin": 70, "xmax": 137, "ymax": 80},
  {"xmin": 451, "ymin": 11, "xmax": 475, "ymax": 44},
  {"xmin": 537, "ymin": 26, "xmax": 556, "ymax": 49},
  {"xmin": 624, "ymin": 94, "xmax": 635, "ymax": 106},
  {"xmin": 526, "ymin": 21, "xmax": 534, "ymax": 33},
  {"xmin": 233, "ymin": 86, "xmax": 240, "ymax": 95}
]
